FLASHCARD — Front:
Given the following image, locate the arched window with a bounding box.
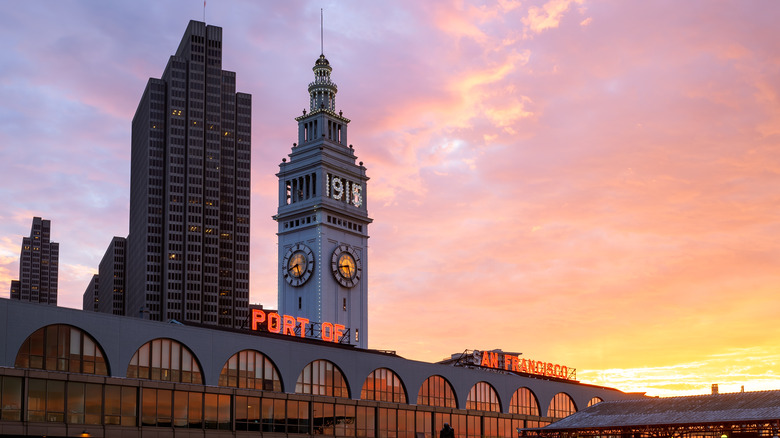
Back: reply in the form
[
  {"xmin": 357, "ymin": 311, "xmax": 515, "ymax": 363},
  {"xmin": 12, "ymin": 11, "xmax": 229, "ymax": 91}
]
[
  {"xmin": 416, "ymin": 375, "xmax": 456, "ymax": 408},
  {"xmin": 295, "ymin": 360, "xmax": 349, "ymax": 397},
  {"xmin": 15, "ymin": 324, "xmax": 108, "ymax": 375},
  {"xmin": 546, "ymin": 392, "xmax": 577, "ymax": 419},
  {"xmin": 509, "ymin": 387, "xmax": 540, "ymax": 416},
  {"xmin": 218, "ymin": 349, "xmax": 282, "ymax": 391},
  {"xmin": 126, "ymin": 338, "xmax": 202, "ymax": 384},
  {"xmin": 466, "ymin": 381, "xmax": 500, "ymax": 412},
  {"xmin": 360, "ymin": 368, "xmax": 407, "ymax": 403},
  {"xmin": 587, "ymin": 397, "xmax": 603, "ymax": 407}
]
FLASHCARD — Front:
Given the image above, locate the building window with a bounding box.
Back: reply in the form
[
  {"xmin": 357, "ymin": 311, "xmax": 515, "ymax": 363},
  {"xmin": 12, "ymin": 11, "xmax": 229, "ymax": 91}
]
[
  {"xmin": 127, "ymin": 338, "xmax": 203, "ymax": 384},
  {"xmin": 104, "ymin": 385, "xmax": 137, "ymax": 426},
  {"xmin": 295, "ymin": 360, "xmax": 349, "ymax": 398},
  {"xmin": 313, "ymin": 401, "xmax": 357, "ymax": 436},
  {"xmin": 361, "ymin": 368, "xmax": 407, "ymax": 403},
  {"xmin": 509, "ymin": 387, "xmax": 539, "ymax": 416},
  {"xmin": 546, "ymin": 392, "xmax": 577, "ymax": 419},
  {"xmin": 218, "ymin": 350, "xmax": 282, "ymax": 391},
  {"xmin": 0, "ymin": 376, "xmax": 22, "ymax": 421},
  {"xmin": 14, "ymin": 324, "xmax": 109, "ymax": 375},
  {"xmin": 66, "ymin": 381, "xmax": 102, "ymax": 424},
  {"xmin": 466, "ymin": 382, "xmax": 500, "ymax": 412},
  {"xmin": 27, "ymin": 378, "xmax": 65, "ymax": 422},
  {"xmin": 417, "ymin": 375, "xmax": 456, "ymax": 408},
  {"xmin": 587, "ymin": 396, "xmax": 603, "ymax": 407}
]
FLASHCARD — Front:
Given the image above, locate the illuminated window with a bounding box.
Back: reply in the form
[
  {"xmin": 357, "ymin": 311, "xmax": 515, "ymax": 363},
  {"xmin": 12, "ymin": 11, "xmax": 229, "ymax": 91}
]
[
  {"xmin": 218, "ymin": 350, "xmax": 282, "ymax": 391},
  {"xmin": 587, "ymin": 397, "xmax": 603, "ymax": 407},
  {"xmin": 127, "ymin": 338, "xmax": 203, "ymax": 384},
  {"xmin": 509, "ymin": 387, "xmax": 540, "ymax": 416},
  {"xmin": 466, "ymin": 381, "xmax": 500, "ymax": 412},
  {"xmin": 546, "ymin": 392, "xmax": 577, "ymax": 419},
  {"xmin": 417, "ymin": 375, "xmax": 456, "ymax": 408},
  {"xmin": 295, "ymin": 360, "xmax": 349, "ymax": 397},
  {"xmin": 360, "ymin": 368, "xmax": 407, "ymax": 403},
  {"xmin": 14, "ymin": 324, "xmax": 109, "ymax": 375}
]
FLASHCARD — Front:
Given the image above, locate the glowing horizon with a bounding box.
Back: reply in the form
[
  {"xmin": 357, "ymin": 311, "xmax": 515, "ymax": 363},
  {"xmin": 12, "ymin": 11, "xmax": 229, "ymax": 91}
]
[{"xmin": 1, "ymin": 1, "xmax": 779, "ymax": 398}]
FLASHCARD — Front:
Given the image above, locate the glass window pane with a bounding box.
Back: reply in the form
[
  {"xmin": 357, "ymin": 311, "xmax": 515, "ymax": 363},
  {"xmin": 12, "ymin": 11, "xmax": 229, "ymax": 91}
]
[
  {"xmin": 121, "ymin": 386, "xmax": 137, "ymax": 427},
  {"xmin": 0, "ymin": 377, "xmax": 22, "ymax": 421},
  {"xmin": 204, "ymin": 393, "xmax": 218, "ymax": 429},
  {"xmin": 104, "ymin": 386, "xmax": 121, "ymax": 424},
  {"xmin": 157, "ymin": 389, "xmax": 172, "ymax": 427},
  {"xmin": 27, "ymin": 379, "xmax": 46, "ymax": 422},
  {"xmin": 141, "ymin": 388, "xmax": 157, "ymax": 426},
  {"xmin": 173, "ymin": 391, "xmax": 188, "ymax": 427},
  {"xmin": 46, "ymin": 380, "xmax": 66, "ymax": 422},
  {"xmin": 85, "ymin": 383, "xmax": 102, "ymax": 425},
  {"xmin": 188, "ymin": 391, "xmax": 202, "ymax": 428},
  {"xmin": 66, "ymin": 382, "xmax": 85, "ymax": 424}
]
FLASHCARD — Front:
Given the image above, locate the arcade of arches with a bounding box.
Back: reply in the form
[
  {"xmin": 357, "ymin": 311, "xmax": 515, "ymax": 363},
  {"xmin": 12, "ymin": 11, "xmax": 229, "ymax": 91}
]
[{"xmin": 2, "ymin": 324, "xmax": 594, "ymax": 436}]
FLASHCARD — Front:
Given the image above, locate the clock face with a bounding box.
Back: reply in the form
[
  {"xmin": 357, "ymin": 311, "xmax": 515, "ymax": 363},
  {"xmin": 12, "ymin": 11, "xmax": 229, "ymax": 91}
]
[
  {"xmin": 337, "ymin": 253, "xmax": 356, "ymax": 279},
  {"xmin": 331, "ymin": 244, "xmax": 361, "ymax": 288},
  {"xmin": 283, "ymin": 243, "xmax": 314, "ymax": 287}
]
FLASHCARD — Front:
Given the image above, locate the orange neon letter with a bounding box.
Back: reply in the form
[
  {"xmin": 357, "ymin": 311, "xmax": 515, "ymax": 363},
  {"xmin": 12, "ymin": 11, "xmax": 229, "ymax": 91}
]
[
  {"xmin": 251, "ymin": 309, "xmax": 266, "ymax": 330},
  {"xmin": 511, "ymin": 355, "xmax": 520, "ymax": 372},
  {"xmin": 489, "ymin": 352, "xmax": 499, "ymax": 369},
  {"xmin": 297, "ymin": 317, "xmax": 309, "ymax": 338},
  {"xmin": 334, "ymin": 324, "xmax": 345, "ymax": 342},
  {"xmin": 520, "ymin": 359, "xmax": 528, "ymax": 373},
  {"xmin": 561, "ymin": 366, "xmax": 568, "ymax": 379},
  {"xmin": 554, "ymin": 364, "xmax": 561, "ymax": 377},
  {"xmin": 268, "ymin": 313, "xmax": 281, "ymax": 333},
  {"xmin": 283, "ymin": 315, "xmax": 297, "ymax": 336},
  {"xmin": 322, "ymin": 322, "xmax": 334, "ymax": 342},
  {"xmin": 480, "ymin": 351, "xmax": 490, "ymax": 367}
]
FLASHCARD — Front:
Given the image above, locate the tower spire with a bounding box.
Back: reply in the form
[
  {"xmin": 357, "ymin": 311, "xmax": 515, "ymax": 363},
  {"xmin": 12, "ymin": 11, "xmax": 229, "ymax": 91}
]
[{"xmin": 320, "ymin": 8, "xmax": 324, "ymax": 55}]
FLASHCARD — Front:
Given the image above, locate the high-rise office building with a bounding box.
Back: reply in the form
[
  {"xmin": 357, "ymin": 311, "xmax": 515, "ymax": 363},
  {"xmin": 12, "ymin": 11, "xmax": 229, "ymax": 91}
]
[
  {"xmin": 9, "ymin": 217, "xmax": 59, "ymax": 305},
  {"xmin": 82, "ymin": 274, "xmax": 99, "ymax": 312},
  {"xmin": 96, "ymin": 237, "xmax": 126, "ymax": 315},
  {"xmin": 276, "ymin": 54, "xmax": 371, "ymax": 348},
  {"xmin": 127, "ymin": 21, "xmax": 251, "ymax": 327}
]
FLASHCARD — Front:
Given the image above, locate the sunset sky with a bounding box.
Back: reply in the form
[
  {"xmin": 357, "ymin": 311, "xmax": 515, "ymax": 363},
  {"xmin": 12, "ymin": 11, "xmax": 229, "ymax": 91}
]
[{"xmin": 2, "ymin": 1, "xmax": 779, "ymax": 398}]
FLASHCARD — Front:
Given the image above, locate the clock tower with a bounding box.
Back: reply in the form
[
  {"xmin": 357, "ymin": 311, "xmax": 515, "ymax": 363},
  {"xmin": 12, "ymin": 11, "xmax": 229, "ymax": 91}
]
[{"xmin": 275, "ymin": 53, "xmax": 371, "ymax": 348}]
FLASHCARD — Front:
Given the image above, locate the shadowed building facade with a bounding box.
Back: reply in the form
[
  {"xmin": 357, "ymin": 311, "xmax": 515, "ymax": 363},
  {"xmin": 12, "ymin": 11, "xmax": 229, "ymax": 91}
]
[
  {"xmin": 127, "ymin": 20, "xmax": 251, "ymax": 328},
  {"xmin": 9, "ymin": 217, "xmax": 59, "ymax": 306}
]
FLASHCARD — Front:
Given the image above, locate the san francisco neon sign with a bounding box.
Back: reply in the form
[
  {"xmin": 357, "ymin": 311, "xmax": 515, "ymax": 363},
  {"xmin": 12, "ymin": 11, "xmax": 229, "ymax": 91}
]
[
  {"xmin": 251, "ymin": 309, "xmax": 347, "ymax": 343},
  {"xmin": 475, "ymin": 350, "xmax": 573, "ymax": 380}
]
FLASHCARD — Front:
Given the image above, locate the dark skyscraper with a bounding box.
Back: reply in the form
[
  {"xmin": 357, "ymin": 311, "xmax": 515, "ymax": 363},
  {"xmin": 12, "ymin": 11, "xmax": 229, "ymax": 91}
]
[
  {"xmin": 10, "ymin": 217, "xmax": 59, "ymax": 305},
  {"xmin": 97, "ymin": 237, "xmax": 126, "ymax": 315},
  {"xmin": 127, "ymin": 21, "xmax": 251, "ymax": 327},
  {"xmin": 82, "ymin": 274, "xmax": 99, "ymax": 312}
]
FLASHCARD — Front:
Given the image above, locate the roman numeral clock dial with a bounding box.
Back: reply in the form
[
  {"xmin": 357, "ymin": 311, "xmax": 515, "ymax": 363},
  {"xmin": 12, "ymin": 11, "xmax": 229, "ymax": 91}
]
[
  {"xmin": 283, "ymin": 243, "xmax": 314, "ymax": 287},
  {"xmin": 331, "ymin": 244, "xmax": 362, "ymax": 288}
]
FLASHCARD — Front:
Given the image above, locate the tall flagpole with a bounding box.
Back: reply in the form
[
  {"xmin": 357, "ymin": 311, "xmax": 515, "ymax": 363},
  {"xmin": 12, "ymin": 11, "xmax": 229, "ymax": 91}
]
[
  {"xmin": 203, "ymin": 1, "xmax": 206, "ymax": 22},
  {"xmin": 321, "ymin": 8, "xmax": 324, "ymax": 55}
]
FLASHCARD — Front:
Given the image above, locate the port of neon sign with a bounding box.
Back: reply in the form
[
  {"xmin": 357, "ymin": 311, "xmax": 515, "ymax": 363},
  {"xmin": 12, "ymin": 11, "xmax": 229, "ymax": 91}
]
[
  {"xmin": 476, "ymin": 350, "xmax": 572, "ymax": 380},
  {"xmin": 251, "ymin": 309, "xmax": 346, "ymax": 343}
]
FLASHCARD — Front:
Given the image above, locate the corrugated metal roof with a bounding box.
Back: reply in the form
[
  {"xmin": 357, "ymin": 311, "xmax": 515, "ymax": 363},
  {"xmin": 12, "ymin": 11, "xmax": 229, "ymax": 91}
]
[{"xmin": 544, "ymin": 390, "xmax": 780, "ymax": 430}]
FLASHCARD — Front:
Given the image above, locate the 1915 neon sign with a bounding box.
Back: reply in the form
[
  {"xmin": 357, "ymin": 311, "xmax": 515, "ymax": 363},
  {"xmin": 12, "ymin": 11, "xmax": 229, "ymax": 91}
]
[
  {"xmin": 475, "ymin": 350, "xmax": 573, "ymax": 380},
  {"xmin": 251, "ymin": 309, "xmax": 346, "ymax": 343}
]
